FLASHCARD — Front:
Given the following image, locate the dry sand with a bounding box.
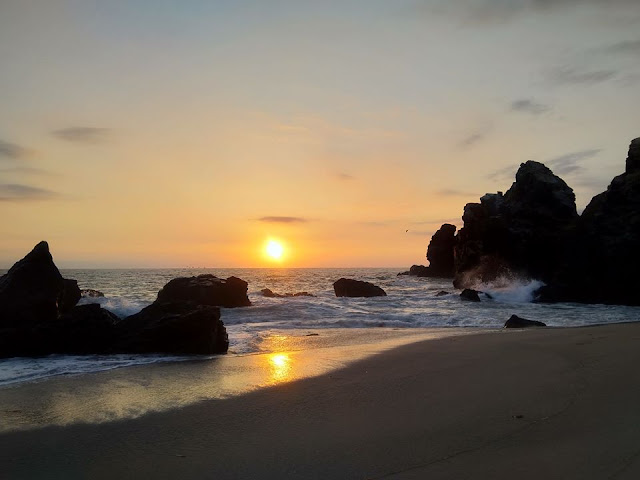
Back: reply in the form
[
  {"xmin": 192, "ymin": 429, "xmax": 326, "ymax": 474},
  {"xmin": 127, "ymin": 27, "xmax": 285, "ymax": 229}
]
[{"xmin": 2, "ymin": 323, "xmax": 640, "ymax": 479}]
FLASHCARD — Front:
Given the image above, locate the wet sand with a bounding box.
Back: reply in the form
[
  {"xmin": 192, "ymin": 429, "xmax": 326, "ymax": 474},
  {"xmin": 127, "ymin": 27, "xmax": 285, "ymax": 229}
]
[{"xmin": 2, "ymin": 323, "xmax": 640, "ymax": 479}]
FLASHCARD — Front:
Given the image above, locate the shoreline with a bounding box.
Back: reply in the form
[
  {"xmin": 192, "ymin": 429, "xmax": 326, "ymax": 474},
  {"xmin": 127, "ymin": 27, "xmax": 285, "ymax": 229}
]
[{"xmin": 2, "ymin": 322, "xmax": 640, "ymax": 478}]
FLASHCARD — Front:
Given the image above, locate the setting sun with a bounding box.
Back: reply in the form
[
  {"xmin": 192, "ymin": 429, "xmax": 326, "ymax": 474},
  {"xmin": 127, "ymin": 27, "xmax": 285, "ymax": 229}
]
[{"xmin": 265, "ymin": 239, "xmax": 285, "ymax": 260}]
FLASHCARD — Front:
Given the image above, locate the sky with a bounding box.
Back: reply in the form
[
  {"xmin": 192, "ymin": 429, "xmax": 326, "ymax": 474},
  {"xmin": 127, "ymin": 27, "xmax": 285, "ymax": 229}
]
[{"xmin": 1, "ymin": 0, "xmax": 639, "ymax": 268}]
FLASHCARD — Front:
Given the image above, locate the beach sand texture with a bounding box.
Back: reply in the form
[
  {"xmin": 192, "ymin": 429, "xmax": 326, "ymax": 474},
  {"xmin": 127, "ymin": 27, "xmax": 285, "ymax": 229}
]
[{"xmin": 2, "ymin": 323, "xmax": 640, "ymax": 479}]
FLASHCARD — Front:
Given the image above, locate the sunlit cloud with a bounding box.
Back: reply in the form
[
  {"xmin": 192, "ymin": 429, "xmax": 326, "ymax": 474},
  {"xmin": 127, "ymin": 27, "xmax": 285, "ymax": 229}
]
[
  {"xmin": 52, "ymin": 127, "xmax": 111, "ymax": 143},
  {"xmin": 0, "ymin": 184, "xmax": 60, "ymax": 202}
]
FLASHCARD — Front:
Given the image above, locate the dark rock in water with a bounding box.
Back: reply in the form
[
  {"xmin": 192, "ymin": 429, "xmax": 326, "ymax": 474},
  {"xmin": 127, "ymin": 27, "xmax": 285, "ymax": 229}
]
[
  {"xmin": 436, "ymin": 291, "xmax": 450, "ymax": 297},
  {"xmin": 115, "ymin": 302, "xmax": 228, "ymax": 354},
  {"xmin": 157, "ymin": 274, "xmax": 250, "ymax": 308},
  {"xmin": 0, "ymin": 241, "xmax": 64, "ymax": 328},
  {"xmin": 261, "ymin": 288, "xmax": 315, "ymax": 298},
  {"xmin": 397, "ymin": 271, "xmax": 410, "ymax": 276},
  {"xmin": 425, "ymin": 223, "xmax": 457, "ymax": 277},
  {"xmin": 81, "ymin": 289, "xmax": 105, "ymax": 298},
  {"xmin": 504, "ymin": 314, "xmax": 546, "ymax": 328},
  {"xmin": 410, "ymin": 265, "xmax": 430, "ymax": 276},
  {"xmin": 333, "ymin": 278, "xmax": 387, "ymax": 297},
  {"xmin": 483, "ymin": 291, "xmax": 494, "ymax": 300},
  {"xmin": 58, "ymin": 278, "xmax": 81, "ymax": 313},
  {"xmin": 460, "ymin": 289, "xmax": 481, "ymax": 302},
  {"xmin": 453, "ymin": 161, "xmax": 578, "ymax": 289}
]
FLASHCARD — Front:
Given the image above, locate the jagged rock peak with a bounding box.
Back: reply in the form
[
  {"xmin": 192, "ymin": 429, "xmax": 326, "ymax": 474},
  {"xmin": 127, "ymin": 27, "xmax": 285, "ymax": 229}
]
[
  {"xmin": 626, "ymin": 137, "xmax": 640, "ymax": 174},
  {"xmin": 504, "ymin": 160, "xmax": 577, "ymax": 220}
]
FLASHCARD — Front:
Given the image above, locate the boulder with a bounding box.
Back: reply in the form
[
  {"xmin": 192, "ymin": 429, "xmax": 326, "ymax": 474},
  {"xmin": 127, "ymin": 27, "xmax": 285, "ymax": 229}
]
[
  {"xmin": 0, "ymin": 241, "xmax": 64, "ymax": 328},
  {"xmin": 409, "ymin": 265, "xmax": 430, "ymax": 276},
  {"xmin": 333, "ymin": 278, "xmax": 387, "ymax": 297},
  {"xmin": 81, "ymin": 289, "xmax": 105, "ymax": 298},
  {"xmin": 261, "ymin": 288, "xmax": 314, "ymax": 298},
  {"xmin": 157, "ymin": 274, "xmax": 251, "ymax": 308},
  {"xmin": 460, "ymin": 289, "xmax": 481, "ymax": 302},
  {"xmin": 114, "ymin": 302, "xmax": 228, "ymax": 354},
  {"xmin": 504, "ymin": 314, "xmax": 546, "ymax": 328},
  {"xmin": 435, "ymin": 291, "xmax": 450, "ymax": 297}
]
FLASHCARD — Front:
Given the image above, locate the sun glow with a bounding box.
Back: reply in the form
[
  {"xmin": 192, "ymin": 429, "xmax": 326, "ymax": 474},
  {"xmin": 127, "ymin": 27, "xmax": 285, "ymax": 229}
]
[{"xmin": 265, "ymin": 239, "xmax": 284, "ymax": 260}]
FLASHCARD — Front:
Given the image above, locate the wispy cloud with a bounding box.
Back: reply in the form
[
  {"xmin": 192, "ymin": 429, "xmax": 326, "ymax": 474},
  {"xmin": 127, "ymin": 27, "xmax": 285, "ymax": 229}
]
[
  {"xmin": 0, "ymin": 140, "xmax": 31, "ymax": 160},
  {"xmin": 487, "ymin": 165, "xmax": 518, "ymax": 182},
  {"xmin": 52, "ymin": 127, "xmax": 111, "ymax": 143},
  {"xmin": 546, "ymin": 66, "xmax": 617, "ymax": 86},
  {"xmin": 257, "ymin": 216, "xmax": 308, "ymax": 224},
  {"xmin": 0, "ymin": 166, "xmax": 54, "ymax": 176},
  {"xmin": 336, "ymin": 173, "xmax": 355, "ymax": 181},
  {"xmin": 422, "ymin": 0, "xmax": 640, "ymax": 25},
  {"xmin": 436, "ymin": 189, "xmax": 480, "ymax": 197},
  {"xmin": 547, "ymin": 148, "xmax": 601, "ymax": 175},
  {"xmin": 602, "ymin": 39, "xmax": 640, "ymax": 55},
  {"xmin": 510, "ymin": 99, "xmax": 550, "ymax": 115},
  {"xmin": 0, "ymin": 184, "xmax": 60, "ymax": 202}
]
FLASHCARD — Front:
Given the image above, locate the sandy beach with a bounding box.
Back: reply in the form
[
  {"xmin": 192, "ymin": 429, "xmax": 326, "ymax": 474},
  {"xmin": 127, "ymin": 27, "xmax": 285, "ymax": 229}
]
[{"xmin": 2, "ymin": 323, "xmax": 640, "ymax": 479}]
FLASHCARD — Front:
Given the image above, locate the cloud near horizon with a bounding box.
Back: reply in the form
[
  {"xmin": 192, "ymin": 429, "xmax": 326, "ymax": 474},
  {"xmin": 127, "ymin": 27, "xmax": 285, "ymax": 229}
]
[
  {"xmin": 0, "ymin": 184, "xmax": 60, "ymax": 202},
  {"xmin": 51, "ymin": 127, "xmax": 111, "ymax": 143},
  {"xmin": 257, "ymin": 216, "xmax": 308, "ymax": 224}
]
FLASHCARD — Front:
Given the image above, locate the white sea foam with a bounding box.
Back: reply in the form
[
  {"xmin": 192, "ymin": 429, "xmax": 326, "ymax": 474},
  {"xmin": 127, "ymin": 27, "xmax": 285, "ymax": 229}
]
[{"xmin": 78, "ymin": 296, "xmax": 148, "ymax": 318}]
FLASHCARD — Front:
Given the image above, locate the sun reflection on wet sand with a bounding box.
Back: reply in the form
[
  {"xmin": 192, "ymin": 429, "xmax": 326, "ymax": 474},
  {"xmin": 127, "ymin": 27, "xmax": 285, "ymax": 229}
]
[{"xmin": 268, "ymin": 353, "xmax": 292, "ymax": 384}]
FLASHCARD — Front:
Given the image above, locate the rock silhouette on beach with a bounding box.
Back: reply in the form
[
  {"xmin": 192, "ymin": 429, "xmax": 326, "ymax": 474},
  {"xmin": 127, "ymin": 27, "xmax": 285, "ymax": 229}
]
[
  {"xmin": 0, "ymin": 243, "xmax": 231, "ymax": 358},
  {"xmin": 333, "ymin": 278, "xmax": 387, "ymax": 297},
  {"xmin": 157, "ymin": 274, "xmax": 251, "ymax": 308},
  {"xmin": 504, "ymin": 314, "xmax": 546, "ymax": 328}
]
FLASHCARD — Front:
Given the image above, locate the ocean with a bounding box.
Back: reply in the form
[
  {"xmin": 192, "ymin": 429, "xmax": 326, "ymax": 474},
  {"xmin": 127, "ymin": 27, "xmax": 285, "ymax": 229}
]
[{"xmin": 0, "ymin": 267, "xmax": 638, "ymax": 387}]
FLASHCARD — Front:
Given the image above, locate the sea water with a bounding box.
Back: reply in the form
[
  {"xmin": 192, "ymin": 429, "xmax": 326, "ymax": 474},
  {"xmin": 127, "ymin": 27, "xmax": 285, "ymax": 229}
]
[{"xmin": 0, "ymin": 268, "xmax": 638, "ymax": 386}]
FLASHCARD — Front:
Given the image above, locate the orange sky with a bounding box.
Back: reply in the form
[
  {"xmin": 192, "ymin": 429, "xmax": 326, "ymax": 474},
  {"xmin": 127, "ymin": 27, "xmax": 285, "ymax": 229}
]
[{"xmin": 1, "ymin": 1, "xmax": 638, "ymax": 268}]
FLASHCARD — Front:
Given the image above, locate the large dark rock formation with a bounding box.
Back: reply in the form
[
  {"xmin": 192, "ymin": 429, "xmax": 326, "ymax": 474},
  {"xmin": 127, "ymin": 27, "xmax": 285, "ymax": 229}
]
[
  {"xmin": 114, "ymin": 302, "xmax": 228, "ymax": 354},
  {"xmin": 333, "ymin": 278, "xmax": 387, "ymax": 297},
  {"xmin": 157, "ymin": 274, "xmax": 251, "ymax": 308},
  {"xmin": 0, "ymin": 243, "xmax": 232, "ymax": 357},
  {"xmin": 454, "ymin": 161, "xmax": 577, "ymax": 288},
  {"xmin": 452, "ymin": 137, "xmax": 640, "ymax": 306}
]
